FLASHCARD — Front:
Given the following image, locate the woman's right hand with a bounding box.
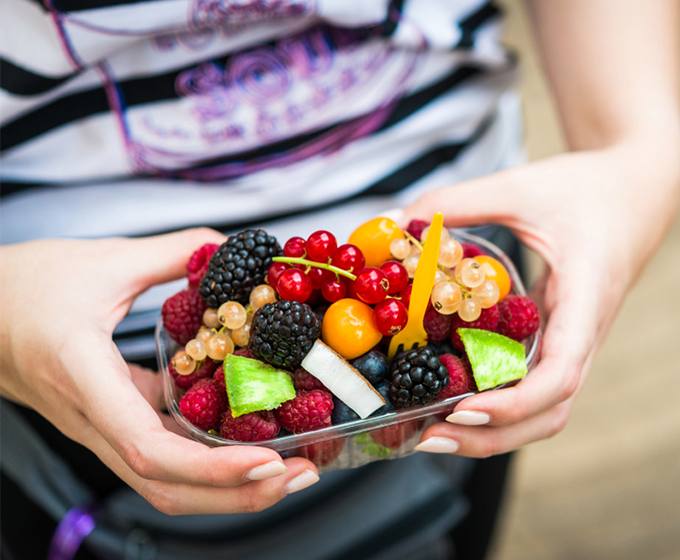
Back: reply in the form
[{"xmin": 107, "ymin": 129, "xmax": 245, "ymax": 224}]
[{"xmin": 0, "ymin": 229, "xmax": 319, "ymax": 515}]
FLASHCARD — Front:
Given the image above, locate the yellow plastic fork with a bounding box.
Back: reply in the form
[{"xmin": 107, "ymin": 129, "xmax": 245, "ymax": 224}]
[{"xmin": 388, "ymin": 212, "xmax": 444, "ymax": 361}]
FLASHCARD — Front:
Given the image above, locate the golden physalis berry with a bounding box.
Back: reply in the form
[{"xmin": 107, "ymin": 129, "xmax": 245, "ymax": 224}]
[
  {"xmin": 474, "ymin": 255, "xmax": 512, "ymax": 302},
  {"xmin": 348, "ymin": 217, "xmax": 405, "ymax": 269}
]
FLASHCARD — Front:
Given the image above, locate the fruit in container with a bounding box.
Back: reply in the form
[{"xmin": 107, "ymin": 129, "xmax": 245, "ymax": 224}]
[
  {"xmin": 388, "ymin": 347, "xmax": 449, "ymax": 408},
  {"xmin": 474, "ymin": 255, "xmax": 511, "ymax": 301},
  {"xmin": 162, "ymin": 222, "xmax": 540, "ymax": 466},
  {"xmin": 457, "ymin": 328, "xmax": 528, "ymax": 391},
  {"xmin": 301, "ymin": 340, "xmax": 386, "ymax": 419},
  {"xmin": 348, "ymin": 217, "xmax": 405, "ymax": 268},
  {"xmin": 249, "ymin": 300, "xmax": 321, "ymax": 369},
  {"xmin": 321, "ymin": 298, "xmax": 382, "ymax": 360},
  {"xmin": 223, "ymin": 354, "xmax": 296, "ymax": 417},
  {"xmin": 199, "ymin": 229, "xmax": 282, "ymax": 308}
]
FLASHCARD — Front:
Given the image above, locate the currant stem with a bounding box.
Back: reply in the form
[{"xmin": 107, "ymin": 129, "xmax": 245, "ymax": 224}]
[
  {"xmin": 272, "ymin": 256, "xmax": 357, "ymax": 281},
  {"xmin": 403, "ymin": 231, "xmax": 423, "ymax": 252}
]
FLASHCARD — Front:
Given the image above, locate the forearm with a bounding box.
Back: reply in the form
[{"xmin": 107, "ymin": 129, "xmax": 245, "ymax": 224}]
[
  {"xmin": 526, "ymin": 0, "xmax": 680, "ymax": 151},
  {"xmin": 526, "ymin": 0, "xmax": 680, "ymax": 275}
]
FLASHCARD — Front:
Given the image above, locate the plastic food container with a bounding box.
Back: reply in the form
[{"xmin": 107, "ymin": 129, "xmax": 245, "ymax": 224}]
[{"xmin": 156, "ymin": 230, "xmax": 541, "ymax": 474}]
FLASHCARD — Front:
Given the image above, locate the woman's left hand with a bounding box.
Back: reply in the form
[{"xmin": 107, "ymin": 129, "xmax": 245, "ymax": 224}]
[{"xmin": 401, "ymin": 140, "xmax": 679, "ymax": 457}]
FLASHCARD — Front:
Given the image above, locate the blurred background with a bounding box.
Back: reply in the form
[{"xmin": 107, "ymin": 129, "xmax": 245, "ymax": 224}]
[{"xmin": 487, "ymin": 2, "xmax": 680, "ymax": 560}]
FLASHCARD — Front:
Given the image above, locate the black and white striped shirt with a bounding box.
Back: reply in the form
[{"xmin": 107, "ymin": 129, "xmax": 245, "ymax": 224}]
[{"xmin": 1, "ymin": 0, "xmax": 520, "ymax": 356}]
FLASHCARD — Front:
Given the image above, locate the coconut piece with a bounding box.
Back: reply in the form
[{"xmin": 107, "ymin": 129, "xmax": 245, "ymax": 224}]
[{"xmin": 301, "ymin": 340, "xmax": 386, "ymax": 419}]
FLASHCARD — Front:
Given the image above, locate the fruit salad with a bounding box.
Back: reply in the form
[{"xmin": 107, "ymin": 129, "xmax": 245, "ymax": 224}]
[{"xmin": 156, "ymin": 218, "xmax": 541, "ymax": 471}]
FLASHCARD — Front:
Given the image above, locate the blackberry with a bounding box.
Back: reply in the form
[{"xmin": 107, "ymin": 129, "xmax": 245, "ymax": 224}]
[
  {"xmin": 388, "ymin": 347, "xmax": 449, "ymax": 408},
  {"xmin": 199, "ymin": 229, "xmax": 282, "ymax": 308},
  {"xmin": 249, "ymin": 300, "xmax": 321, "ymax": 369}
]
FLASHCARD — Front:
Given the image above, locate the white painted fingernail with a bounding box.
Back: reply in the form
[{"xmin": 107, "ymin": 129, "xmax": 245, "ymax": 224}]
[
  {"xmin": 284, "ymin": 469, "xmax": 319, "ymax": 495},
  {"xmin": 414, "ymin": 437, "xmax": 460, "ymax": 454},
  {"xmin": 246, "ymin": 461, "xmax": 288, "ymax": 481},
  {"xmin": 376, "ymin": 208, "xmax": 405, "ymax": 223},
  {"xmin": 446, "ymin": 411, "xmax": 491, "ymax": 425}
]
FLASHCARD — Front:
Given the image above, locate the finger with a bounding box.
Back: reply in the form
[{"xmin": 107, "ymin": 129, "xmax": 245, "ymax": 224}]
[
  {"xmin": 112, "ymin": 228, "xmax": 227, "ymax": 296},
  {"xmin": 416, "ymin": 398, "xmax": 574, "ymax": 458},
  {"xmin": 445, "ymin": 271, "xmax": 597, "ymax": 427},
  {"xmin": 400, "ymin": 170, "xmax": 527, "ymax": 227},
  {"xmin": 79, "ymin": 422, "xmax": 319, "ymax": 515},
  {"xmin": 71, "ymin": 338, "xmax": 304, "ymax": 488}
]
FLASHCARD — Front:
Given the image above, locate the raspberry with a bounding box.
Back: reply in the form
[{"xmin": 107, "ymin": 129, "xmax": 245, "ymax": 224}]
[
  {"xmin": 301, "ymin": 439, "xmax": 345, "ymax": 466},
  {"xmin": 234, "ymin": 347, "xmax": 256, "ymax": 359},
  {"xmin": 187, "ymin": 243, "xmax": 219, "ymax": 288},
  {"xmin": 423, "ymin": 308, "xmax": 453, "ymax": 343},
  {"xmin": 449, "ymin": 305, "xmax": 500, "ymax": 351},
  {"xmin": 162, "ymin": 288, "xmax": 207, "ymax": 346},
  {"xmin": 406, "ymin": 220, "xmax": 428, "ymax": 241},
  {"xmin": 461, "ymin": 242, "xmax": 487, "ymax": 259},
  {"xmin": 170, "ymin": 353, "xmax": 218, "ymax": 390},
  {"xmin": 179, "ymin": 379, "xmax": 227, "ymax": 431},
  {"xmin": 275, "ymin": 390, "xmax": 333, "ymax": 434},
  {"xmin": 213, "ymin": 365, "xmax": 225, "ymax": 391},
  {"xmin": 437, "ymin": 354, "xmax": 476, "ymax": 399},
  {"xmin": 220, "ymin": 407, "xmax": 280, "ymax": 442},
  {"xmin": 292, "ymin": 367, "xmax": 327, "ymax": 392},
  {"xmin": 497, "ymin": 295, "xmax": 540, "ymax": 341},
  {"xmin": 371, "ymin": 419, "xmax": 424, "ymax": 450}
]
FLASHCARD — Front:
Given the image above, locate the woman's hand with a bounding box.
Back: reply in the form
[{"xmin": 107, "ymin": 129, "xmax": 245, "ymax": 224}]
[
  {"xmin": 406, "ymin": 140, "xmax": 680, "ymax": 457},
  {"xmin": 0, "ymin": 229, "xmax": 319, "ymax": 515},
  {"xmin": 409, "ymin": 0, "xmax": 680, "ymax": 457}
]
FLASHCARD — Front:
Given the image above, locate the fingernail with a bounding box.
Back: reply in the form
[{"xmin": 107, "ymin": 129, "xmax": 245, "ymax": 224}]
[
  {"xmin": 245, "ymin": 461, "xmax": 288, "ymax": 481},
  {"xmin": 446, "ymin": 411, "xmax": 491, "ymax": 426},
  {"xmin": 284, "ymin": 469, "xmax": 319, "ymax": 495},
  {"xmin": 376, "ymin": 208, "xmax": 405, "ymax": 224},
  {"xmin": 414, "ymin": 437, "xmax": 460, "ymax": 454}
]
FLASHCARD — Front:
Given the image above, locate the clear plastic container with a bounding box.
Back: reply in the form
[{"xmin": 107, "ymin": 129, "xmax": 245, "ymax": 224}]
[{"xmin": 156, "ymin": 230, "xmax": 541, "ymax": 474}]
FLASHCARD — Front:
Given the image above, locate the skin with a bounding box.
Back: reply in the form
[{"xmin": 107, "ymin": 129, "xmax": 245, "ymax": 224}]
[
  {"xmin": 410, "ymin": 0, "xmax": 680, "ymax": 457},
  {"xmin": 1, "ymin": 0, "xmax": 678, "ymax": 515}
]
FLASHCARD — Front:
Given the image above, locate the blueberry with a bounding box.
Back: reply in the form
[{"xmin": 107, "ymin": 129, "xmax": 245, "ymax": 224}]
[
  {"xmin": 369, "ymin": 380, "xmax": 396, "ymax": 416},
  {"xmin": 350, "ymin": 350, "xmax": 390, "ymax": 386},
  {"xmin": 331, "ymin": 397, "xmax": 360, "ymax": 424}
]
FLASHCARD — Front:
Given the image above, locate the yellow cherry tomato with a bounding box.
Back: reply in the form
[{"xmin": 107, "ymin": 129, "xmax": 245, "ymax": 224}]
[
  {"xmin": 348, "ymin": 217, "xmax": 405, "ymax": 269},
  {"xmin": 474, "ymin": 255, "xmax": 512, "ymax": 302},
  {"xmin": 322, "ymin": 298, "xmax": 383, "ymax": 360}
]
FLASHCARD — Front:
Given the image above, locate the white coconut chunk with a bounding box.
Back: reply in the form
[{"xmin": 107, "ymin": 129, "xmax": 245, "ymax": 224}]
[{"xmin": 301, "ymin": 340, "xmax": 386, "ymax": 419}]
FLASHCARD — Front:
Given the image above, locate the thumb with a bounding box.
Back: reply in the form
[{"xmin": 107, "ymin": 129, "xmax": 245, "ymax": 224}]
[
  {"xmin": 399, "ymin": 170, "xmax": 527, "ymax": 231},
  {"xmin": 118, "ymin": 227, "xmax": 227, "ymax": 294}
]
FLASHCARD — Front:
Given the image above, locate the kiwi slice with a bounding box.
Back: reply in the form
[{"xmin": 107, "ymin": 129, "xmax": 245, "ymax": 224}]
[
  {"xmin": 458, "ymin": 328, "xmax": 528, "ymax": 391},
  {"xmin": 224, "ymin": 354, "xmax": 295, "ymax": 417}
]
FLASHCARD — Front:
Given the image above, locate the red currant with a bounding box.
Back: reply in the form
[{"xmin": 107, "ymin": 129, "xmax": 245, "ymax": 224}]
[
  {"xmin": 352, "ymin": 267, "xmax": 389, "ymax": 305},
  {"xmin": 267, "ymin": 262, "xmax": 290, "ymax": 288},
  {"xmin": 276, "ymin": 268, "xmax": 312, "ymax": 302},
  {"xmin": 321, "ymin": 277, "xmax": 348, "ymax": 303},
  {"xmin": 331, "ymin": 244, "xmax": 365, "ymax": 273},
  {"xmin": 284, "ymin": 237, "xmax": 306, "ymax": 258},
  {"xmin": 373, "ymin": 299, "xmax": 409, "ymax": 336},
  {"xmin": 379, "ymin": 261, "xmax": 409, "ymax": 294},
  {"xmin": 307, "ymin": 265, "xmax": 333, "ymax": 289},
  {"xmin": 306, "ymin": 231, "xmax": 337, "ymax": 262}
]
